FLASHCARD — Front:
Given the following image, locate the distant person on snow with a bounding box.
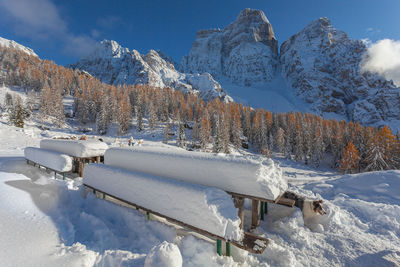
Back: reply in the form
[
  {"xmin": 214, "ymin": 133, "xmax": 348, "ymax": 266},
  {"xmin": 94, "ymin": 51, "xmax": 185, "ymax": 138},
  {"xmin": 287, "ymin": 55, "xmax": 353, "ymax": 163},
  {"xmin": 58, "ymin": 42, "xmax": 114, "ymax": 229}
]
[{"xmin": 128, "ymin": 137, "xmax": 134, "ymax": 146}]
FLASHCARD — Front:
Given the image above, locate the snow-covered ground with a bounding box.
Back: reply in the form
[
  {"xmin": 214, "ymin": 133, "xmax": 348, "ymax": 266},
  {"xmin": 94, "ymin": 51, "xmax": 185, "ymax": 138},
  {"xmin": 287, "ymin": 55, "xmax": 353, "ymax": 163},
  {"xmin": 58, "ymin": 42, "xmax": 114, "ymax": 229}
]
[{"xmin": 0, "ymin": 113, "xmax": 400, "ymax": 266}]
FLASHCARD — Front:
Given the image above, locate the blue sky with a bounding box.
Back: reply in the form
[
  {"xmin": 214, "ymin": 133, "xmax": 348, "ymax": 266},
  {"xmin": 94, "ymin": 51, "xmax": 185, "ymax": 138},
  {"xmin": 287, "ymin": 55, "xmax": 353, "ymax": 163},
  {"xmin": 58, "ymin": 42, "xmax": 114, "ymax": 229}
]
[{"xmin": 0, "ymin": 0, "xmax": 399, "ymax": 65}]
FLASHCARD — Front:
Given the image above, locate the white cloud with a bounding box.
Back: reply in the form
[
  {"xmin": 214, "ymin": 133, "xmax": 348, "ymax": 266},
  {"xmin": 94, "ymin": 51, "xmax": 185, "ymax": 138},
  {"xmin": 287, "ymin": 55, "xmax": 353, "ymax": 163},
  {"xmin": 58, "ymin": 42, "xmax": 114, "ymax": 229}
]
[
  {"xmin": 361, "ymin": 39, "xmax": 400, "ymax": 86},
  {"xmin": 0, "ymin": 0, "xmax": 95, "ymax": 57}
]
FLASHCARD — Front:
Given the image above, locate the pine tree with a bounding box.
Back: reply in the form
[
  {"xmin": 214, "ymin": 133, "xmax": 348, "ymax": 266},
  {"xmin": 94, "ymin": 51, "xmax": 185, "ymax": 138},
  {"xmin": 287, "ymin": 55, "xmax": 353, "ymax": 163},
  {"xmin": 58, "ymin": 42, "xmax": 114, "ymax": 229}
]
[
  {"xmin": 213, "ymin": 114, "xmax": 223, "ymax": 153},
  {"xmin": 148, "ymin": 101, "xmax": 157, "ymax": 130},
  {"xmin": 177, "ymin": 120, "xmax": 186, "ymax": 148},
  {"xmin": 96, "ymin": 97, "xmax": 109, "ymax": 135},
  {"xmin": 13, "ymin": 96, "xmax": 25, "ymax": 128},
  {"xmin": 339, "ymin": 141, "xmax": 359, "ymax": 174},
  {"xmin": 163, "ymin": 123, "xmax": 171, "ymax": 144},
  {"xmin": 364, "ymin": 132, "xmax": 388, "ymax": 171},
  {"xmin": 274, "ymin": 127, "xmax": 285, "ymax": 153},
  {"xmin": 199, "ymin": 110, "xmax": 211, "ymax": 149}
]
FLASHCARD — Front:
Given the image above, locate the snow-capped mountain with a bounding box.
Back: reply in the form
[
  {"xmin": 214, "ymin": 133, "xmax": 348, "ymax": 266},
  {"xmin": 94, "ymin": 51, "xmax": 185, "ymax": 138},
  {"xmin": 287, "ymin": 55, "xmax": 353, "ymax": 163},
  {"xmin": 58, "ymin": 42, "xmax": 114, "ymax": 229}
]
[
  {"xmin": 0, "ymin": 37, "xmax": 38, "ymax": 57},
  {"xmin": 181, "ymin": 8, "xmax": 278, "ymax": 86},
  {"xmin": 280, "ymin": 17, "xmax": 400, "ymax": 126},
  {"xmin": 69, "ymin": 40, "xmax": 232, "ymax": 102}
]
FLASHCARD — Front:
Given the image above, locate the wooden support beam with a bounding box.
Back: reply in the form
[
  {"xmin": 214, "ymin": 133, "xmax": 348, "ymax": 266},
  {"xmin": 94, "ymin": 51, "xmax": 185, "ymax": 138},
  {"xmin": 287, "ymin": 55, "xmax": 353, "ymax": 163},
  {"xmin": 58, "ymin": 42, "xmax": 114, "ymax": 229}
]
[
  {"xmin": 233, "ymin": 196, "xmax": 245, "ymax": 229},
  {"xmin": 78, "ymin": 159, "xmax": 84, "ymax": 177},
  {"xmin": 260, "ymin": 202, "xmax": 265, "ymax": 221},
  {"xmin": 251, "ymin": 200, "xmax": 260, "ymax": 229},
  {"xmin": 96, "ymin": 156, "xmax": 100, "ymax": 163},
  {"xmin": 216, "ymin": 239, "xmax": 222, "ymax": 256},
  {"xmin": 226, "ymin": 241, "xmax": 231, "ymax": 257}
]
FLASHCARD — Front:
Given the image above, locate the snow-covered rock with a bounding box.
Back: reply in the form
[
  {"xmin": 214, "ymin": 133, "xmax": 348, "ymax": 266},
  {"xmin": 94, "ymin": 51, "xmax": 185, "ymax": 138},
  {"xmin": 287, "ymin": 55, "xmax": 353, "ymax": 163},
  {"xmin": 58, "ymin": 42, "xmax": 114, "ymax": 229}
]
[
  {"xmin": 280, "ymin": 18, "xmax": 400, "ymax": 126},
  {"xmin": 83, "ymin": 163, "xmax": 243, "ymax": 241},
  {"xmin": 69, "ymin": 40, "xmax": 232, "ymax": 102},
  {"xmin": 0, "ymin": 37, "xmax": 38, "ymax": 57},
  {"xmin": 144, "ymin": 241, "xmax": 182, "ymax": 267},
  {"xmin": 181, "ymin": 8, "xmax": 278, "ymax": 86},
  {"xmin": 40, "ymin": 139, "xmax": 108, "ymax": 158},
  {"xmin": 24, "ymin": 147, "xmax": 73, "ymax": 172},
  {"xmin": 104, "ymin": 146, "xmax": 287, "ymax": 200}
]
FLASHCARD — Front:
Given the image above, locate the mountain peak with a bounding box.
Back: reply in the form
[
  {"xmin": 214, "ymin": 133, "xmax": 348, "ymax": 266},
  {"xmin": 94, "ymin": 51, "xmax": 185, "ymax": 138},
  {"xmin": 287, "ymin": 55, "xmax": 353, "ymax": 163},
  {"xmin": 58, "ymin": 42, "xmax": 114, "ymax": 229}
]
[
  {"xmin": 181, "ymin": 8, "xmax": 278, "ymax": 86},
  {"xmin": 83, "ymin": 39, "xmax": 130, "ymax": 60},
  {"xmin": 0, "ymin": 37, "xmax": 38, "ymax": 57},
  {"xmin": 236, "ymin": 8, "xmax": 270, "ymax": 24}
]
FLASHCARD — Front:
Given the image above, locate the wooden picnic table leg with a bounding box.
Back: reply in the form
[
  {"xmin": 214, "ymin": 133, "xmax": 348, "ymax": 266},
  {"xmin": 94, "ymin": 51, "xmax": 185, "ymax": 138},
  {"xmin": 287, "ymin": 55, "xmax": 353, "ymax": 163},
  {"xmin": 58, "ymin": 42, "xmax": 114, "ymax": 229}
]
[
  {"xmin": 79, "ymin": 159, "xmax": 84, "ymax": 177},
  {"xmin": 251, "ymin": 200, "xmax": 260, "ymax": 229},
  {"xmin": 233, "ymin": 196, "xmax": 245, "ymax": 229}
]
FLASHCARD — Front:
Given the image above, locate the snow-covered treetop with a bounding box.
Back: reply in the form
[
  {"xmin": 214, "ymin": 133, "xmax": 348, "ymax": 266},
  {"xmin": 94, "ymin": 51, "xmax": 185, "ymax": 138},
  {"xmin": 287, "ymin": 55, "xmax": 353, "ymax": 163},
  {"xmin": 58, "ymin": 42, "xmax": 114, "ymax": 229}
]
[{"xmin": 0, "ymin": 37, "xmax": 38, "ymax": 57}]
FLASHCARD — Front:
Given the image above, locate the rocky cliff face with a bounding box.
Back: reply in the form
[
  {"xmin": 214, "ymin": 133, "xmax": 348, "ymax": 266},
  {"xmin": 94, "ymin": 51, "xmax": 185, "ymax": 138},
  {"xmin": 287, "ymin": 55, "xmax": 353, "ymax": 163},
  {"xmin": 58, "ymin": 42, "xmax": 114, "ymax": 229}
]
[
  {"xmin": 69, "ymin": 40, "xmax": 231, "ymax": 102},
  {"xmin": 280, "ymin": 18, "xmax": 400, "ymax": 125},
  {"xmin": 181, "ymin": 8, "xmax": 278, "ymax": 86}
]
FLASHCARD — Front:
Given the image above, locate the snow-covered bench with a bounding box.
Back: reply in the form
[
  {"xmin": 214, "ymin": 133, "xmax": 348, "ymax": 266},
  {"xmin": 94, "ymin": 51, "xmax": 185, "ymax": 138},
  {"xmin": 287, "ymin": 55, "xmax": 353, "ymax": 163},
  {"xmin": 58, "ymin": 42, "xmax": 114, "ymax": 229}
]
[
  {"xmin": 40, "ymin": 139, "xmax": 108, "ymax": 176},
  {"xmin": 104, "ymin": 146, "xmax": 287, "ymax": 200},
  {"xmin": 84, "ymin": 164, "xmax": 243, "ymax": 241},
  {"xmin": 24, "ymin": 147, "xmax": 73, "ymax": 179}
]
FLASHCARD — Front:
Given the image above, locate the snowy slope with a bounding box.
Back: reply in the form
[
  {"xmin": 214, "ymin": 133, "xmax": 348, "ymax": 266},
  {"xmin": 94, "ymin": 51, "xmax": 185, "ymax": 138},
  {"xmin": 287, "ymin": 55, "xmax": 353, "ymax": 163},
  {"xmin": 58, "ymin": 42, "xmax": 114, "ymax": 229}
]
[
  {"xmin": 69, "ymin": 40, "xmax": 232, "ymax": 102},
  {"xmin": 0, "ymin": 37, "xmax": 38, "ymax": 57}
]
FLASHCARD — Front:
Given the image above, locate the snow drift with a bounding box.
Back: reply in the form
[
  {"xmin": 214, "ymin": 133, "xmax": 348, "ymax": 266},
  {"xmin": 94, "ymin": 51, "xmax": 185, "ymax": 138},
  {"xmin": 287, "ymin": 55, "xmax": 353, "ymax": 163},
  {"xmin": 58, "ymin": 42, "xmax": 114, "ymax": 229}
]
[
  {"xmin": 40, "ymin": 139, "xmax": 108, "ymax": 158},
  {"xmin": 144, "ymin": 241, "xmax": 182, "ymax": 267},
  {"xmin": 104, "ymin": 147, "xmax": 287, "ymax": 200},
  {"xmin": 83, "ymin": 164, "xmax": 243, "ymax": 241},
  {"xmin": 24, "ymin": 147, "xmax": 73, "ymax": 172}
]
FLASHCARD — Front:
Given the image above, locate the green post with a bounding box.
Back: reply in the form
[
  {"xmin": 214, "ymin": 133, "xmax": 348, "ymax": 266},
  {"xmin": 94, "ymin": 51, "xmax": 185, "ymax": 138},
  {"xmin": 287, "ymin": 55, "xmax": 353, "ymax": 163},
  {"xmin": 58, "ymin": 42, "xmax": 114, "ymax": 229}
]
[
  {"xmin": 103, "ymin": 193, "xmax": 106, "ymax": 199},
  {"xmin": 146, "ymin": 211, "xmax": 150, "ymax": 220},
  {"xmin": 216, "ymin": 239, "xmax": 222, "ymax": 256},
  {"xmin": 226, "ymin": 242, "xmax": 231, "ymax": 257},
  {"xmin": 62, "ymin": 173, "xmax": 66, "ymax": 180},
  {"xmin": 54, "ymin": 171, "xmax": 57, "ymax": 179},
  {"xmin": 136, "ymin": 207, "xmax": 139, "ymax": 210},
  {"xmin": 93, "ymin": 189, "xmax": 96, "ymax": 195},
  {"xmin": 265, "ymin": 202, "xmax": 268, "ymax": 214},
  {"xmin": 260, "ymin": 202, "xmax": 265, "ymax": 220}
]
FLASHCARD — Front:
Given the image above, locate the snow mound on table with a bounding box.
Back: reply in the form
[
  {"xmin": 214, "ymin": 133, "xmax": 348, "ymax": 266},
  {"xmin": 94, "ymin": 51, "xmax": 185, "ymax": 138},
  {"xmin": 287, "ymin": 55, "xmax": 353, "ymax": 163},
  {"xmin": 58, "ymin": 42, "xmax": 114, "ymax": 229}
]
[
  {"xmin": 40, "ymin": 139, "xmax": 108, "ymax": 157},
  {"xmin": 104, "ymin": 146, "xmax": 287, "ymax": 200},
  {"xmin": 144, "ymin": 241, "xmax": 182, "ymax": 267},
  {"xmin": 83, "ymin": 164, "xmax": 243, "ymax": 241},
  {"xmin": 24, "ymin": 147, "xmax": 72, "ymax": 172}
]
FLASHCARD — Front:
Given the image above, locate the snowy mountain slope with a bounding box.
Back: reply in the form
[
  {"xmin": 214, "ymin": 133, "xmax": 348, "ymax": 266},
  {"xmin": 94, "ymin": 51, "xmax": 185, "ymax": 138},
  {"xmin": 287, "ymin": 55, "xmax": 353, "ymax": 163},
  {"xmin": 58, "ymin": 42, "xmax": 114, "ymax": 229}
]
[
  {"xmin": 218, "ymin": 76, "xmax": 312, "ymax": 113},
  {"xmin": 0, "ymin": 37, "xmax": 38, "ymax": 57},
  {"xmin": 69, "ymin": 40, "xmax": 232, "ymax": 102},
  {"xmin": 280, "ymin": 17, "xmax": 400, "ymax": 127},
  {"xmin": 181, "ymin": 8, "xmax": 278, "ymax": 86},
  {"xmin": 0, "ymin": 121, "xmax": 399, "ymax": 266}
]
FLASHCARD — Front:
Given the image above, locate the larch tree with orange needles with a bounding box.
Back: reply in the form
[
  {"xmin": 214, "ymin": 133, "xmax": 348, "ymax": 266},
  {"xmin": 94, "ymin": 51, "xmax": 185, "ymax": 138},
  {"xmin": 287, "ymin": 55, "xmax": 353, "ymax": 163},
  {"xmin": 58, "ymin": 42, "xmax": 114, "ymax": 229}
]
[{"xmin": 339, "ymin": 141, "xmax": 360, "ymax": 174}]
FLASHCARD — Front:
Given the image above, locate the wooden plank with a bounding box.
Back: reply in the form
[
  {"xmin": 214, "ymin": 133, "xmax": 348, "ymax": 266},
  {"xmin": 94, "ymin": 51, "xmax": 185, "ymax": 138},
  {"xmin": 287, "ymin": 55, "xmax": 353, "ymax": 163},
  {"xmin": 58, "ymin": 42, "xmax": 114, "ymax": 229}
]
[
  {"xmin": 84, "ymin": 184, "xmax": 269, "ymax": 254},
  {"xmin": 227, "ymin": 191, "xmax": 276, "ymax": 203},
  {"xmin": 239, "ymin": 232, "xmax": 269, "ymax": 254},
  {"xmin": 275, "ymin": 197, "xmax": 296, "ymax": 207}
]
